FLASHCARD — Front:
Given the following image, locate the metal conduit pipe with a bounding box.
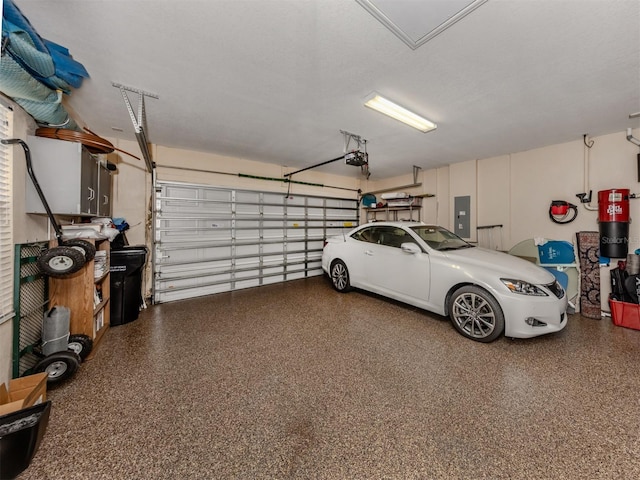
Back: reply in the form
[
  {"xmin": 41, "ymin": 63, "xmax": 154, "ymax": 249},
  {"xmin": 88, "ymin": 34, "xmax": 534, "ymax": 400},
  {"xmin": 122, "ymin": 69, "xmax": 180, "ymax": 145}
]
[
  {"xmin": 582, "ymin": 134, "xmax": 598, "ymax": 211},
  {"xmin": 157, "ymin": 164, "xmax": 360, "ymax": 193},
  {"xmin": 627, "ymin": 128, "xmax": 640, "ymax": 147}
]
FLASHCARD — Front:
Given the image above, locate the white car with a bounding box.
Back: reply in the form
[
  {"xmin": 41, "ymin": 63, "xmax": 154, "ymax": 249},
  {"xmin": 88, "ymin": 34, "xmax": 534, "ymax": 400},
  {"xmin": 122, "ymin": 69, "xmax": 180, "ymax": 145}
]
[{"xmin": 322, "ymin": 222, "xmax": 568, "ymax": 342}]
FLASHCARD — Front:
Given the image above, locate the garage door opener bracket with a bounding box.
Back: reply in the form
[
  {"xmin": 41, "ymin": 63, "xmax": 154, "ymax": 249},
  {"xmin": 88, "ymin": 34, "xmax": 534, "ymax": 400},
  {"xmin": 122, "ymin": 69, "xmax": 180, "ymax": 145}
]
[
  {"xmin": 112, "ymin": 82, "xmax": 158, "ymax": 174},
  {"xmin": 283, "ymin": 130, "xmax": 370, "ymax": 182}
]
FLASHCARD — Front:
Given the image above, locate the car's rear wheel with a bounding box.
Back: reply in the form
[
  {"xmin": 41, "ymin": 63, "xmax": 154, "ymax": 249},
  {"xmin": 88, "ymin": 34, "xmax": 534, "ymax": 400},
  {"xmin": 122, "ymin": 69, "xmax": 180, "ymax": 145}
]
[
  {"xmin": 449, "ymin": 285, "xmax": 504, "ymax": 342},
  {"xmin": 330, "ymin": 259, "xmax": 351, "ymax": 293}
]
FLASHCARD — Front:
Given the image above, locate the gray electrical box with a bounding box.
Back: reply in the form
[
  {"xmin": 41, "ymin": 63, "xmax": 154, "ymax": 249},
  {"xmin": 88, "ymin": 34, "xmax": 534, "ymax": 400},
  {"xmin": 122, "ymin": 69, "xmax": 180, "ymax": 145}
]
[
  {"xmin": 454, "ymin": 196, "xmax": 471, "ymax": 238},
  {"xmin": 25, "ymin": 135, "xmax": 111, "ymax": 217}
]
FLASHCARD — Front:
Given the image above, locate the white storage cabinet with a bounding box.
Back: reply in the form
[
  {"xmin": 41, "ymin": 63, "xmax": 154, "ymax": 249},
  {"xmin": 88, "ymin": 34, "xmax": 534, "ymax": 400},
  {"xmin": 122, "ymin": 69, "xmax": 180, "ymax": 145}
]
[{"xmin": 25, "ymin": 135, "xmax": 111, "ymax": 216}]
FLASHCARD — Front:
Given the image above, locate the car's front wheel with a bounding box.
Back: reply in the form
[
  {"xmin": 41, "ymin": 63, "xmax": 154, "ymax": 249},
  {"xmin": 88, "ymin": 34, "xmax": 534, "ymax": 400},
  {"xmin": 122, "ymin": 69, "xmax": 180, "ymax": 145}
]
[
  {"xmin": 449, "ymin": 285, "xmax": 504, "ymax": 342},
  {"xmin": 330, "ymin": 259, "xmax": 351, "ymax": 293}
]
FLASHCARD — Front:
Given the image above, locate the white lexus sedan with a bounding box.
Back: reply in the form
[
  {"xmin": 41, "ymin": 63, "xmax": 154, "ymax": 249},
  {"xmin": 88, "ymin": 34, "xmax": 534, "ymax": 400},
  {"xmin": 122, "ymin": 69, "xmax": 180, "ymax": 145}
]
[{"xmin": 322, "ymin": 222, "xmax": 568, "ymax": 342}]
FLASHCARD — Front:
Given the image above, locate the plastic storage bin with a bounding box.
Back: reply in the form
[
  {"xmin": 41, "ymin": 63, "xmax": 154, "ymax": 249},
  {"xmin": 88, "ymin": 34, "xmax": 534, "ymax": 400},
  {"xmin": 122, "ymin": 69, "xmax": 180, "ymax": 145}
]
[
  {"xmin": 110, "ymin": 246, "xmax": 148, "ymax": 326},
  {"xmin": 609, "ymin": 297, "xmax": 640, "ymax": 331}
]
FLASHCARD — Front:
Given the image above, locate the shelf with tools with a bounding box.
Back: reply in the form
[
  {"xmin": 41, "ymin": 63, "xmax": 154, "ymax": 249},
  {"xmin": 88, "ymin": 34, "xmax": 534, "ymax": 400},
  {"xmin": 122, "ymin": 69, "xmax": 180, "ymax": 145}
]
[{"xmin": 364, "ymin": 204, "xmax": 422, "ymax": 222}]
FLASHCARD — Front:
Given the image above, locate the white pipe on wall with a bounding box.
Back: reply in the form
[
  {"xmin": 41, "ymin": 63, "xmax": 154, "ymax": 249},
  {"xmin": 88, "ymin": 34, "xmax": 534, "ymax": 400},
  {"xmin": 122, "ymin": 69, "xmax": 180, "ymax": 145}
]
[
  {"xmin": 626, "ymin": 128, "xmax": 640, "ymax": 147},
  {"xmin": 583, "ymin": 135, "xmax": 598, "ymax": 211}
]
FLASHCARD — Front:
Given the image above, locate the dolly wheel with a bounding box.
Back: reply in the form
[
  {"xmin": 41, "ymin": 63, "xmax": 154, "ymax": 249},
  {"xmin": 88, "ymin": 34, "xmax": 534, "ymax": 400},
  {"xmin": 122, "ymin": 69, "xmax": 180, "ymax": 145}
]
[
  {"xmin": 38, "ymin": 246, "xmax": 85, "ymax": 277},
  {"xmin": 34, "ymin": 351, "xmax": 81, "ymax": 386},
  {"xmin": 68, "ymin": 334, "xmax": 93, "ymax": 361},
  {"xmin": 64, "ymin": 239, "xmax": 96, "ymax": 262}
]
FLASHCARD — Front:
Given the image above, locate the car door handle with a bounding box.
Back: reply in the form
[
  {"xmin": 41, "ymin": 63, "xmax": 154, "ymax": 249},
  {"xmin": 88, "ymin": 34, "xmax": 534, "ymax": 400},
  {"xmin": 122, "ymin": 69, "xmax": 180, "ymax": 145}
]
[{"xmin": 365, "ymin": 250, "xmax": 373, "ymax": 256}]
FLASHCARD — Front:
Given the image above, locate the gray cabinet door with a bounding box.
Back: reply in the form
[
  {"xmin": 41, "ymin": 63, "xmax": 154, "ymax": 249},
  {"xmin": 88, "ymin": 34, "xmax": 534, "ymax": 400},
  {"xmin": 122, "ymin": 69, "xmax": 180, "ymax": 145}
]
[
  {"xmin": 98, "ymin": 164, "xmax": 112, "ymax": 216},
  {"xmin": 25, "ymin": 135, "xmax": 104, "ymax": 216},
  {"xmin": 80, "ymin": 148, "xmax": 98, "ymax": 215}
]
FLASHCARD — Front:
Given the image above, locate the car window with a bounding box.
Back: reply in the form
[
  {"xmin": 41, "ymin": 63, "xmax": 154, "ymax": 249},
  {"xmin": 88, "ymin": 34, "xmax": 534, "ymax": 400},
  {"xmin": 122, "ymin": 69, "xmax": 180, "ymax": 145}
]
[
  {"xmin": 378, "ymin": 227, "xmax": 417, "ymax": 249},
  {"xmin": 410, "ymin": 225, "xmax": 472, "ymax": 250},
  {"xmin": 352, "ymin": 227, "xmax": 379, "ymax": 244}
]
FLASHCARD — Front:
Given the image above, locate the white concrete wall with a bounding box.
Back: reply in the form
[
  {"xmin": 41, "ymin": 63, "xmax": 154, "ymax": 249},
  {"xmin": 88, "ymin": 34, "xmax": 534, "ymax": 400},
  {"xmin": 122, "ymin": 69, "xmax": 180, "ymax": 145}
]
[
  {"xmin": 155, "ymin": 145, "xmax": 360, "ymax": 198},
  {"xmin": 449, "ymin": 159, "xmax": 478, "ymax": 242},
  {"xmin": 477, "ymin": 155, "xmax": 510, "ymax": 250},
  {"xmin": 469, "ymin": 130, "xmax": 639, "ymax": 253},
  {"xmin": 105, "ymin": 138, "xmax": 149, "ymax": 248}
]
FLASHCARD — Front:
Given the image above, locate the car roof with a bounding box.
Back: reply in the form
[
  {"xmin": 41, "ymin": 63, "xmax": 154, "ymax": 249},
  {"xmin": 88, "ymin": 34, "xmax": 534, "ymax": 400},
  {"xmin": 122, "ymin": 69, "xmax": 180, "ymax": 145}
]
[{"xmin": 358, "ymin": 222, "xmax": 431, "ymax": 228}]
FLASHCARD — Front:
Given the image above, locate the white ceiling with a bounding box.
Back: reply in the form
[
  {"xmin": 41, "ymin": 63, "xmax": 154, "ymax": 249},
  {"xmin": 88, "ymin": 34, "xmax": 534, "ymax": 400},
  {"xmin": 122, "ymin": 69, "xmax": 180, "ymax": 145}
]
[{"xmin": 13, "ymin": 0, "xmax": 640, "ymax": 179}]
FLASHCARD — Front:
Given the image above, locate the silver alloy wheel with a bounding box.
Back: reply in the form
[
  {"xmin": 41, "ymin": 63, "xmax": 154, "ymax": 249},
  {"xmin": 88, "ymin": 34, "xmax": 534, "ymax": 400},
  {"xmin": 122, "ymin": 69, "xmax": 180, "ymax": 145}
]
[
  {"xmin": 331, "ymin": 261, "xmax": 349, "ymax": 292},
  {"xmin": 45, "ymin": 360, "xmax": 68, "ymax": 379},
  {"xmin": 451, "ymin": 291, "xmax": 496, "ymax": 339}
]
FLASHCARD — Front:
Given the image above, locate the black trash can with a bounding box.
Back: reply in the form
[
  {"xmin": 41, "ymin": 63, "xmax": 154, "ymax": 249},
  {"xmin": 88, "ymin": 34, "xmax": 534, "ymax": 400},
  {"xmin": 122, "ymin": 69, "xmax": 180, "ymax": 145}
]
[
  {"xmin": 110, "ymin": 246, "xmax": 148, "ymax": 326},
  {"xmin": 0, "ymin": 401, "xmax": 52, "ymax": 479}
]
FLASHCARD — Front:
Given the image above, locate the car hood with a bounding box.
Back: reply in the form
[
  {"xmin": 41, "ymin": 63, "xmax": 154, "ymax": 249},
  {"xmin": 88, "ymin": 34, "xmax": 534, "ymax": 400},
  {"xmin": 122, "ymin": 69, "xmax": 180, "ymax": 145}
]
[{"xmin": 441, "ymin": 247, "xmax": 555, "ymax": 284}]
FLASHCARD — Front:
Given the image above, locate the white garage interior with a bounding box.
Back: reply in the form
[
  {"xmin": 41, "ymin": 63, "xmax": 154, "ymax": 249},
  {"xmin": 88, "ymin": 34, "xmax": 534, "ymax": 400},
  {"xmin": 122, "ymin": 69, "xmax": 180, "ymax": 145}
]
[{"xmin": 1, "ymin": 0, "xmax": 640, "ymax": 478}]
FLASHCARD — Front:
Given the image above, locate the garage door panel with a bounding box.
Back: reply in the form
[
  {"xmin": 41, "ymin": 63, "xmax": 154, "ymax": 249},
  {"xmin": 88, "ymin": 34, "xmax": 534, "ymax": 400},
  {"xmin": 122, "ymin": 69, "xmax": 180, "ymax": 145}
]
[
  {"xmin": 157, "ymin": 273, "xmax": 232, "ymax": 293},
  {"xmin": 287, "ymin": 206, "xmax": 306, "ymax": 216},
  {"xmin": 157, "ymin": 259, "xmax": 234, "ymax": 276},
  {"xmin": 287, "ymin": 271, "xmax": 307, "ymax": 281},
  {"xmin": 158, "ymin": 282, "xmax": 232, "ymax": 303},
  {"xmin": 154, "ymin": 181, "xmax": 358, "ymax": 303},
  {"xmin": 261, "ymin": 221, "xmax": 285, "ymax": 229},
  {"xmin": 159, "ymin": 222, "xmax": 232, "ymax": 238},
  {"xmin": 262, "ymin": 255, "xmax": 284, "ymax": 266},
  {"xmin": 262, "ymin": 244, "xmax": 284, "ymax": 254},
  {"xmin": 307, "ymin": 240, "xmax": 324, "ymax": 250},
  {"xmin": 159, "ymin": 250, "xmax": 231, "ymax": 265},
  {"xmin": 307, "ymin": 220, "xmax": 326, "ymax": 229},
  {"xmin": 235, "ymin": 244, "xmax": 260, "ymax": 256},
  {"xmin": 263, "ymin": 229, "xmax": 285, "ymax": 241},
  {"xmin": 286, "ymin": 227, "xmax": 307, "ymax": 238},
  {"xmin": 234, "ymin": 278, "xmax": 261, "ymax": 290},
  {"xmin": 237, "ymin": 219, "xmax": 260, "ymax": 230},
  {"xmin": 235, "ymin": 191, "xmax": 261, "ymax": 203},
  {"xmin": 262, "ymin": 275, "xmax": 284, "ymax": 285},
  {"xmin": 162, "ymin": 186, "xmax": 231, "ymax": 213}
]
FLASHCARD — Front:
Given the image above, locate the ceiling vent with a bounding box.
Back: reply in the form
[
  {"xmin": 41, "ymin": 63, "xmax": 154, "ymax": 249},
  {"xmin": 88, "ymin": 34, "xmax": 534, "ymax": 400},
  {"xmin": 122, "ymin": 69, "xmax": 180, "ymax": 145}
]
[{"xmin": 356, "ymin": 0, "xmax": 487, "ymax": 50}]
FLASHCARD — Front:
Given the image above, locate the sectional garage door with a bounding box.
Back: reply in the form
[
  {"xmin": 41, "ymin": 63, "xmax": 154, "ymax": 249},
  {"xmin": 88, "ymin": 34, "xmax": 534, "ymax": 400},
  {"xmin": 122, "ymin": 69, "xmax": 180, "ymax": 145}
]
[{"xmin": 153, "ymin": 181, "xmax": 359, "ymax": 303}]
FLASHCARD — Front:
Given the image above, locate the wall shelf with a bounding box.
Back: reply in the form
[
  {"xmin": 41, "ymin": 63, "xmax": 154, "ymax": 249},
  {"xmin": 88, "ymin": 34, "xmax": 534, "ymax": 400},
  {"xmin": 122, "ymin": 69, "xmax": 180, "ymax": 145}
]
[{"xmin": 364, "ymin": 205, "xmax": 421, "ymax": 222}]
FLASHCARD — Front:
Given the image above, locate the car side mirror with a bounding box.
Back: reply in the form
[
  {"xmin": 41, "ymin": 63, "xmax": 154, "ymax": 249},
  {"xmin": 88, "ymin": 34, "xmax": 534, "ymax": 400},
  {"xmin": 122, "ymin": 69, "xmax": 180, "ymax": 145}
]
[{"xmin": 400, "ymin": 243, "xmax": 421, "ymax": 254}]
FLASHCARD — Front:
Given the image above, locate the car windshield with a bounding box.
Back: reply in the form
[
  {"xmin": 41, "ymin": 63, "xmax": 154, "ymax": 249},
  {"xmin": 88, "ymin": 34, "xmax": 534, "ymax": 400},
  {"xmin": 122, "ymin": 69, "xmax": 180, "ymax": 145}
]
[{"xmin": 409, "ymin": 225, "xmax": 474, "ymax": 251}]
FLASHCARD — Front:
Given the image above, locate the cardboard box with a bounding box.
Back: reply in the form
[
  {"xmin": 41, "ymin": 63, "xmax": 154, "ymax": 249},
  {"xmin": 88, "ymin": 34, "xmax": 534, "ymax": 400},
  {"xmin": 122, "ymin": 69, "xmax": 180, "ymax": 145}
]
[{"xmin": 0, "ymin": 373, "xmax": 48, "ymax": 416}]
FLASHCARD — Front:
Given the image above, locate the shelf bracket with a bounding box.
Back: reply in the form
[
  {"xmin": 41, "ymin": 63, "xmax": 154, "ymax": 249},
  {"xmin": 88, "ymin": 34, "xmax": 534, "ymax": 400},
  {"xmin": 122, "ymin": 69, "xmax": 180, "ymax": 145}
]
[
  {"xmin": 361, "ymin": 165, "xmax": 431, "ymax": 196},
  {"xmin": 412, "ymin": 165, "xmax": 421, "ymax": 184}
]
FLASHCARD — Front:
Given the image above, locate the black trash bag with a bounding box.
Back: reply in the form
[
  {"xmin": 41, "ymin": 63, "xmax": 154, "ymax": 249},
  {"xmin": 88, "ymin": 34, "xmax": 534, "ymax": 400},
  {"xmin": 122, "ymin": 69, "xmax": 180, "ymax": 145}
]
[
  {"xmin": 623, "ymin": 274, "xmax": 640, "ymax": 304},
  {"xmin": 610, "ymin": 267, "xmax": 633, "ymax": 302}
]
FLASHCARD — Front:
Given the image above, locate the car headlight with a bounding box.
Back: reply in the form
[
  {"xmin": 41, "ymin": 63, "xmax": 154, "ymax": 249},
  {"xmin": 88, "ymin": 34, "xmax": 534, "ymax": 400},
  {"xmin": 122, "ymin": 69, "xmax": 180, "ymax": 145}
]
[{"xmin": 501, "ymin": 278, "xmax": 548, "ymax": 296}]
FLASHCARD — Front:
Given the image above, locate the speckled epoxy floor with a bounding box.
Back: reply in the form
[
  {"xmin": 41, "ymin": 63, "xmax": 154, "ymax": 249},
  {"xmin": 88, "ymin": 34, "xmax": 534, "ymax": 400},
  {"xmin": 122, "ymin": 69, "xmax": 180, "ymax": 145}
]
[{"xmin": 17, "ymin": 277, "xmax": 640, "ymax": 479}]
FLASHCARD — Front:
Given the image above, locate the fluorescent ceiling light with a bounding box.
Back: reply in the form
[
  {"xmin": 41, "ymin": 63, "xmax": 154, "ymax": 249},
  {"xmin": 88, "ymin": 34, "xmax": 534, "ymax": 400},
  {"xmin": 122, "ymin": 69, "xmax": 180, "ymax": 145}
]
[{"xmin": 364, "ymin": 93, "xmax": 437, "ymax": 133}]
